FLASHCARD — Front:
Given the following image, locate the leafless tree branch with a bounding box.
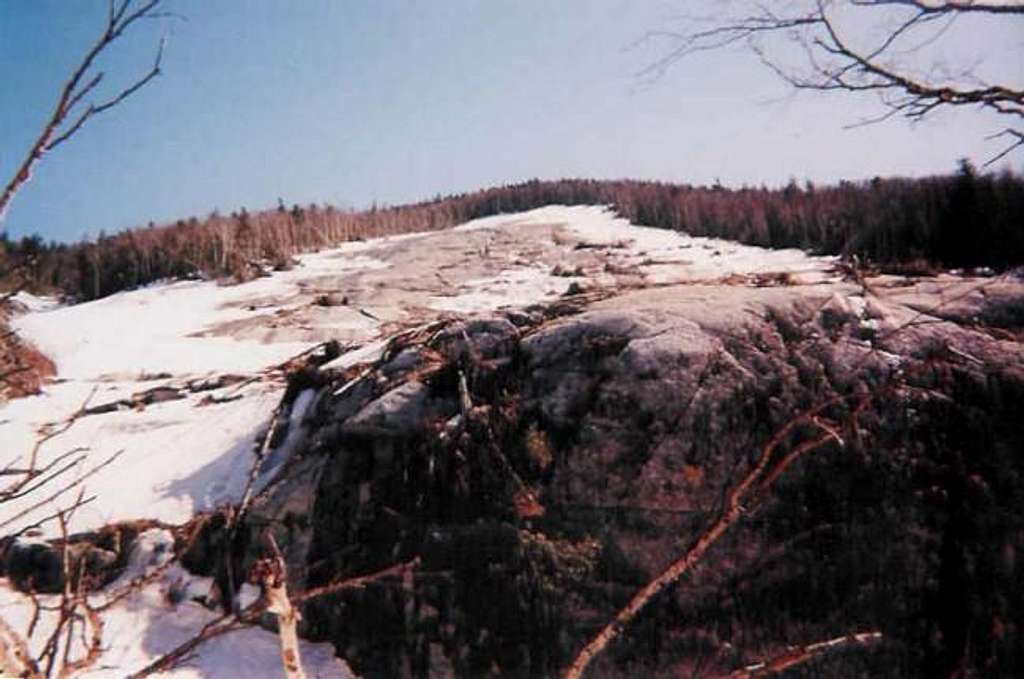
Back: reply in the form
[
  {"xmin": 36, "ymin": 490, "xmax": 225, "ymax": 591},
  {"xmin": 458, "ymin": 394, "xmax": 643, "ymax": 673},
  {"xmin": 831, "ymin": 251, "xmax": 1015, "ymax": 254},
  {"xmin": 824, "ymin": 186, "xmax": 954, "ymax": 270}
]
[
  {"xmin": 718, "ymin": 629, "xmax": 883, "ymax": 678},
  {"xmin": 0, "ymin": 491, "xmax": 105, "ymax": 679},
  {"xmin": 1, "ymin": 388, "xmax": 98, "ymax": 505},
  {"xmin": 0, "ymin": 0, "xmax": 170, "ymax": 223},
  {"xmin": 646, "ymin": 0, "xmax": 1024, "ymax": 163},
  {"xmin": 0, "ymin": 449, "xmax": 124, "ymax": 534},
  {"xmin": 564, "ymin": 393, "xmax": 869, "ymax": 678},
  {"xmin": 983, "ymin": 128, "xmax": 1024, "ymax": 165},
  {"xmin": 0, "ymin": 613, "xmax": 41, "ymax": 677},
  {"xmin": 126, "ymin": 551, "xmax": 420, "ymax": 678},
  {"xmin": 851, "ymin": 0, "xmax": 1024, "ymax": 16},
  {"xmin": 294, "ymin": 556, "xmax": 421, "ymax": 605}
]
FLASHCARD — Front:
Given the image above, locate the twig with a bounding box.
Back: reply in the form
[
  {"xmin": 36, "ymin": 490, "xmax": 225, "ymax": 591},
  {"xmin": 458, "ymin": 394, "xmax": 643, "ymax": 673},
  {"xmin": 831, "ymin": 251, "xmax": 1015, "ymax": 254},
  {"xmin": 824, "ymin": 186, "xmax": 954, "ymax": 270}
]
[
  {"xmin": 222, "ymin": 402, "xmax": 285, "ymax": 610},
  {"xmin": 0, "ymin": 613, "xmax": 41, "ymax": 678},
  {"xmin": 718, "ymin": 629, "xmax": 883, "ymax": 678},
  {"xmin": 0, "ymin": 1, "xmax": 170, "ymax": 221},
  {"xmin": 127, "ymin": 555, "xmax": 419, "ymax": 677},
  {"xmin": 0, "ymin": 449, "xmax": 124, "ymax": 532},
  {"xmin": 124, "ymin": 610, "xmax": 246, "ymax": 678},
  {"xmin": 1, "ymin": 387, "xmax": 98, "ymax": 503},
  {"xmin": 245, "ymin": 532, "xmax": 306, "ymax": 679},
  {"xmin": 643, "ymin": 1, "xmax": 1024, "ymax": 164},
  {"xmin": 295, "ymin": 557, "xmax": 420, "ymax": 604}
]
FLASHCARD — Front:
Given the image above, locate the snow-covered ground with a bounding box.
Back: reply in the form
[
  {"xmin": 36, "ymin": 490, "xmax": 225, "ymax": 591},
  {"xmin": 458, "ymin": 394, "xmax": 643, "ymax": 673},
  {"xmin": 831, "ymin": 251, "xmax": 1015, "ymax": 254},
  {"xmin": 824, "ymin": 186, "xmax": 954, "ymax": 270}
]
[
  {"xmin": 3, "ymin": 205, "xmax": 836, "ymax": 536},
  {"xmin": 0, "ymin": 529, "xmax": 353, "ymax": 678},
  {"xmin": 0, "ymin": 205, "xmax": 838, "ymax": 677},
  {"xmin": 437, "ymin": 205, "xmax": 834, "ymax": 308}
]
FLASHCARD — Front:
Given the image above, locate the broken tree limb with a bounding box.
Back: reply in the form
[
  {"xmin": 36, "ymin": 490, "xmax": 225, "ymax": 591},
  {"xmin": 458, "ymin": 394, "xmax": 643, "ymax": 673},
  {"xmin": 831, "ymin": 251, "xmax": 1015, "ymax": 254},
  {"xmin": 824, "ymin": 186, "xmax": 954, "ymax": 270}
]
[
  {"xmin": 127, "ymin": 550, "xmax": 419, "ymax": 677},
  {"xmin": 564, "ymin": 394, "xmax": 867, "ymax": 679},
  {"xmin": 457, "ymin": 369, "xmax": 473, "ymax": 415},
  {"xmin": 719, "ymin": 630, "xmax": 883, "ymax": 678},
  {"xmin": 253, "ymin": 532, "xmax": 306, "ymax": 679}
]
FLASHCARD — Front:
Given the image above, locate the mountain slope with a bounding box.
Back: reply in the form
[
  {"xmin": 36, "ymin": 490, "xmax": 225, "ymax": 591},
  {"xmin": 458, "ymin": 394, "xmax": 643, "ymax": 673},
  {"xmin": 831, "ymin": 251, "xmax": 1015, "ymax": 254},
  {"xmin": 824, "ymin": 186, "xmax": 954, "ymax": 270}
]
[{"xmin": 1, "ymin": 205, "xmax": 1022, "ymax": 677}]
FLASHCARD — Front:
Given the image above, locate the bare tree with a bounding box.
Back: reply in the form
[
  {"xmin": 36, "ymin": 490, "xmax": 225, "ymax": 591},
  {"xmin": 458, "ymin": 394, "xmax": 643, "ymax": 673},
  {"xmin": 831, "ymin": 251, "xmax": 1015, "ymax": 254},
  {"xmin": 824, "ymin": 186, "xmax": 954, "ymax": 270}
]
[
  {"xmin": 642, "ymin": 0, "xmax": 1024, "ymax": 163},
  {"xmin": 0, "ymin": 8, "xmax": 173, "ymax": 672},
  {"xmin": 0, "ymin": 0, "xmax": 171, "ymax": 223}
]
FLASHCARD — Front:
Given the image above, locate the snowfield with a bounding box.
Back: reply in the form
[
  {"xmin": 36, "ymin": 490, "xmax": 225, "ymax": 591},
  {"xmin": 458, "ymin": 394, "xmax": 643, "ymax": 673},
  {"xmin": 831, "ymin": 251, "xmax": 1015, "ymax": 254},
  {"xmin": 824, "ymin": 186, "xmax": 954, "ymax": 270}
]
[
  {"xmin": 0, "ymin": 205, "xmax": 838, "ymax": 677},
  {"xmin": 3, "ymin": 206, "xmax": 836, "ymax": 534}
]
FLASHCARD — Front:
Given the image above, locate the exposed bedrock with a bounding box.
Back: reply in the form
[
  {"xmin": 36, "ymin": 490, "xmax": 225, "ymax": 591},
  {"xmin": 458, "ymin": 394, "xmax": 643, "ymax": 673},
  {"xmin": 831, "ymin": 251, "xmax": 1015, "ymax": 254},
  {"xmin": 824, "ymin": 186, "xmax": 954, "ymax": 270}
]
[{"xmin": 223, "ymin": 283, "xmax": 1024, "ymax": 677}]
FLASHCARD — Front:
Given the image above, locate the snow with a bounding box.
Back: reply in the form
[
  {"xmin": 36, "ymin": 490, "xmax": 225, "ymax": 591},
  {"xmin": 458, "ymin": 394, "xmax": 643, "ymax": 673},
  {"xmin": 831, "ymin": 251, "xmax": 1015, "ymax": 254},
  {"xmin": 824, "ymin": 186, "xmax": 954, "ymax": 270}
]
[
  {"xmin": 321, "ymin": 339, "xmax": 387, "ymax": 372},
  {"xmin": 0, "ymin": 245, "xmax": 400, "ymax": 539},
  {"xmin": 9, "ymin": 290, "xmax": 59, "ymax": 313},
  {"xmin": 434, "ymin": 205, "xmax": 836, "ymax": 313},
  {"xmin": 0, "ymin": 204, "xmax": 840, "ymax": 677},
  {"xmin": 0, "ymin": 384, "xmax": 281, "ymax": 535},
  {"xmin": 12, "ymin": 259, "xmax": 382, "ymax": 379},
  {"xmin": 429, "ymin": 265, "xmax": 575, "ymax": 313},
  {"xmin": 0, "ymin": 529, "xmax": 354, "ymax": 678},
  {"xmin": 1, "ymin": 205, "xmax": 839, "ymax": 537}
]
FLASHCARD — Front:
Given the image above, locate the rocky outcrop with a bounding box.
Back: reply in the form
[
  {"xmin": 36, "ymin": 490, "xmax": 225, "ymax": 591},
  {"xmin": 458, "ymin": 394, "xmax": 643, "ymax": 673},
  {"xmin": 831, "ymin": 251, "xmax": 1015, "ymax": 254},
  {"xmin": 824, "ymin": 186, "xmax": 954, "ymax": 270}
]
[
  {"xmin": 233, "ymin": 280, "xmax": 1024, "ymax": 677},
  {"xmin": 0, "ymin": 520, "xmax": 163, "ymax": 593}
]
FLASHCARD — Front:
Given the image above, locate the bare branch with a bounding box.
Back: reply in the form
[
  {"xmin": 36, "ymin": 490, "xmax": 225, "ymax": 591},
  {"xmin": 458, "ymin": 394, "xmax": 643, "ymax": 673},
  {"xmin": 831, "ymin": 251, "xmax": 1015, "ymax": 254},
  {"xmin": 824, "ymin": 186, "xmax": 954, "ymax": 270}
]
[
  {"xmin": 253, "ymin": 532, "xmax": 306, "ymax": 679},
  {"xmin": 564, "ymin": 393, "xmax": 868, "ymax": 679},
  {"xmin": 984, "ymin": 128, "xmax": 1024, "ymax": 165},
  {"xmin": 646, "ymin": 0, "xmax": 1024, "ymax": 163},
  {"xmin": 295, "ymin": 557, "xmax": 421, "ymax": 604},
  {"xmin": 125, "ymin": 611, "xmax": 245, "ymax": 678},
  {"xmin": 46, "ymin": 38, "xmax": 165, "ymax": 152},
  {"xmin": 0, "ymin": 0, "xmax": 169, "ymax": 222},
  {"xmin": 636, "ymin": 14, "xmax": 820, "ymax": 82},
  {"xmin": 0, "ymin": 614, "xmax": 41, "ymax": 678},
  {"xmin": 851, "ymin": 0, "xmax": 1024, "ymax": 16},
  {"xmin": 1, "ymin": 387, "xmax": 98, "ymax": 503},
  {"xmin": 57, "ymin": 602, "xmax": 103, "ymax": 678},
  {"xmin": 62, "ymin": 72, "xmax": 105, "ymax": 119},
  {"xmin": 127, "ymin": 553, "xmax": 420, "ymax": 678},
  {"xmin": 719, "ymin": 630, "xmax": 883, "ymax": 678},
  {"xmin": 0, "ymin": 449, "xmax": 124, "ymax": 533},
  {"xmin": 1, "ymin": 448, "xmax": 91, "ymax": 504},
  {"xmin": 6, "ymin": 495, "xmax": 98, "ymax": 545}
]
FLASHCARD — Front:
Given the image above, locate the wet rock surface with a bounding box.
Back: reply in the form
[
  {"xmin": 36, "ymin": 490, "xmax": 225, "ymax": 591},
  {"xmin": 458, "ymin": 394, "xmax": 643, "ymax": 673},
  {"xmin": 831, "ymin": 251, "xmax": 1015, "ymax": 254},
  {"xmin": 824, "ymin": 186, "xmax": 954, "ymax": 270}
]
[{"xmin": 231, "ymin": 281, "xmax": 1024, "ymax": 677}]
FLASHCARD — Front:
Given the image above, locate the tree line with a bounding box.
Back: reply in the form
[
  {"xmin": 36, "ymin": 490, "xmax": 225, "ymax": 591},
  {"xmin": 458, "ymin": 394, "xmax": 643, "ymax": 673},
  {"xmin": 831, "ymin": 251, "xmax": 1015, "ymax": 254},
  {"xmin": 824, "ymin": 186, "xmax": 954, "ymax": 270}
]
[{"xmin": 2, "ymin": 161, "xmax": 1022, "ymax": 302}]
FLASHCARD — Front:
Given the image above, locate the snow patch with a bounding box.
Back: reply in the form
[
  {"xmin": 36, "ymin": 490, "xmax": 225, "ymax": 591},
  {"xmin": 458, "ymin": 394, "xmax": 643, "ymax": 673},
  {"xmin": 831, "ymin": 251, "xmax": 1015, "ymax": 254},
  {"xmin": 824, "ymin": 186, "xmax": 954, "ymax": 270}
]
[
  {"xmin": 1, "ymin": 204, "xmax": 836, "ymax": 539},
  {"xmin": 0, "ymin": 528, "xmax": 354, "ymax": 678},
  {"xmin": 429, "ymin": 266, "xmax": 575, "ymax": 313}
]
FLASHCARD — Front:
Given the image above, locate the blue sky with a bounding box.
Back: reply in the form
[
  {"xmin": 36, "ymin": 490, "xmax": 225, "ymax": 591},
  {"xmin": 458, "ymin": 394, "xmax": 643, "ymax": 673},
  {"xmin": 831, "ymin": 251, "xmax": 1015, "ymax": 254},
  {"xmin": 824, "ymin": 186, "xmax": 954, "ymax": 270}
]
[{"xmin": 1, "ymin": 0, "xmax": 1021, "ymax": 242}]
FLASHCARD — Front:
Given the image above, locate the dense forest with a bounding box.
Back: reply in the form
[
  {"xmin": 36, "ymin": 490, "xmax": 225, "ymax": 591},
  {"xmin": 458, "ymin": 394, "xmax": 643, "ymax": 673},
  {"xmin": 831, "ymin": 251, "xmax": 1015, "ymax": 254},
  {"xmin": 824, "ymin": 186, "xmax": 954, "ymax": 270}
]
[{"xmin": 2, "ymin": 161, "xmax": 1022, "ymax": 302}]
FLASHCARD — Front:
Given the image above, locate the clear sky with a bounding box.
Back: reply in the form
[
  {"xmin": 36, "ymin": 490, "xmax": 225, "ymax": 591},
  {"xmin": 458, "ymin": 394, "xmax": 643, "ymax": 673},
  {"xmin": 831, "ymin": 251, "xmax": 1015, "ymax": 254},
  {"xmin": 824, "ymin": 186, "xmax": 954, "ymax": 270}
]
[{"xmin": 1, "ymin": 0, "xmax": 1021, "ymax": 242}]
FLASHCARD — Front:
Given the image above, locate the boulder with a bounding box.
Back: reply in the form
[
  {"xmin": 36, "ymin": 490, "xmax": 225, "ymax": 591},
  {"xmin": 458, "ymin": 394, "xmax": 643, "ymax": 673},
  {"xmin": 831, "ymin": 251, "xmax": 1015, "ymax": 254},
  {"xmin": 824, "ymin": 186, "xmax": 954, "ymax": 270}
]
[
  {"xmin": 341, "ymin": 381, "xmax": 433, "ymax": 438},
  {"xmin": 244, "ymin": 282, "xmax": 1024, "ymax": 678}
]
